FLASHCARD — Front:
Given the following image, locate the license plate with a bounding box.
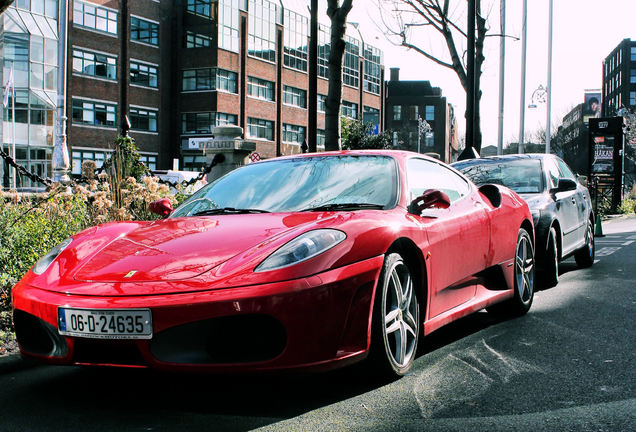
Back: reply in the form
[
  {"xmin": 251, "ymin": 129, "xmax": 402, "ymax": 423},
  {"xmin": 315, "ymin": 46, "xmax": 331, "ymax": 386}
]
[{"xmin": 57, "ymin": 308, "xmax": 152, "ymax": 339}]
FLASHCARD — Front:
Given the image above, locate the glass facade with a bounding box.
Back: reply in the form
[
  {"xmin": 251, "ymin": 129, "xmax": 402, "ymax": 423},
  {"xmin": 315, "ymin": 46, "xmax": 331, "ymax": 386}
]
[
  {"xmin": 218, "ymin": 0, "xmax": 240, "ymax": 52},
  {"xmin": 1, "ymin": 5, "xmax": 59, "ymax": 189},
  {"xmin": 343, "ymin": 35, "xmax": 360, "ymax": 88},
  {"xmin": 363, "ymin": 44, "xmax": 382, "ymax": 95},
  {"xmin": 283, "ymin": 9, "xmax": 308, "ymax": 72},
  {"xmin": 247, "ymin": 0, "xmax": 277, "ymax": 62}
]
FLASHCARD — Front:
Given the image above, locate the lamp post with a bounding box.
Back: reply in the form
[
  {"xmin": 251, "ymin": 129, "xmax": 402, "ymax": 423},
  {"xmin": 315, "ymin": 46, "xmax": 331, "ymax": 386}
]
[
  {"xmin": 417, "ymin": 116, "xmax": 432, "ymax": 154},
  {"xmin": 528, "ymin": 85, "xmax": 548, "ymax": 152},
  {"xmin": 52, "ymin": 0, "xmax": 70, "ymax": 184}
]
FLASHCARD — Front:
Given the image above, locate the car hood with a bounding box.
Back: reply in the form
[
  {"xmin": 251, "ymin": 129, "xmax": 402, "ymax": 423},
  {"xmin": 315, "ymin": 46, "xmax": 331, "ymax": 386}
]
[{"xmin": 70, "ymin": 213, "xmax": 329, "ymax": 284}]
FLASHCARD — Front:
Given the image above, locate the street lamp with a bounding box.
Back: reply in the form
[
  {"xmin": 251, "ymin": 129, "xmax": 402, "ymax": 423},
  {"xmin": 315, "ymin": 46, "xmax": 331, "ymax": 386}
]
[
  {"xmin": 528, "ymin": 84, "xmax": 547, "ymax": 109},
  {"xmin": 417, "ymin": 116, "xmax": 432, "ymax": 154}
]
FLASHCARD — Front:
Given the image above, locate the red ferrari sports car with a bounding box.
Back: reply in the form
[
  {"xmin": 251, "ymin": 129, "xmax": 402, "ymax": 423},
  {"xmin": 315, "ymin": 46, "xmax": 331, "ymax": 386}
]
[{"xmin": 12, "ymin": 151, "xmax": 534, "ymax": 376}]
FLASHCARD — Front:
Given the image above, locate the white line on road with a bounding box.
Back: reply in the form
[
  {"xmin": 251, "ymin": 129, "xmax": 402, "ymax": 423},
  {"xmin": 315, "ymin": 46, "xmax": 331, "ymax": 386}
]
[
  {"xmin": 595, "ymin": 247, "xmax": 621, "ymax": 257},
  {"xmin": 623, "ymin": 240, "xmax": 634, "ymax": 246}
]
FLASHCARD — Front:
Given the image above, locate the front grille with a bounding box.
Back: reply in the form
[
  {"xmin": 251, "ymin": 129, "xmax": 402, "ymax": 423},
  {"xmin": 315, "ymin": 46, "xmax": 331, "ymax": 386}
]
[
  {"xmin": 72, "ymin": 339, "xmax": 146, "ymax": 366},
  {"xmin": 150, "ymin": 314, "xmax": 286, "ymax": 364}
]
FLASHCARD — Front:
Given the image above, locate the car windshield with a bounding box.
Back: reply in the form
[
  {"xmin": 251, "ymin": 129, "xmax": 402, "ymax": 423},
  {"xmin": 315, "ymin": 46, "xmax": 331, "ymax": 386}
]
[
  {"xmin": 455, "ymin": 159, "xmax": 544, "ymax": 194},
  {"xmin": 171, "ymin": 155, "xmax": 398, "ymax": 217}
]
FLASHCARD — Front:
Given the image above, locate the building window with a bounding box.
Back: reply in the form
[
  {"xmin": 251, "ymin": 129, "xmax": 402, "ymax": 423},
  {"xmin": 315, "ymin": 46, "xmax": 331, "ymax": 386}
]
[
  {"xmin": 425, "ymin": 105, "xmax": 435, "ymax": 121},
  {"xmin": 72, "ymin": 99, "xmax": 117, "ymax": 127},
  {"xmin": 182, "ymin": 68, "xmax": 237, "ymax": 92},
  {"xmin": 248, "ymin": 0, "xmax": 277, "ymax": 62},
  {"xmin": 30, "ymin": 36, "xmax": 58, "ymax": 91},
  {"xmin": 318, "ymin": 24, "xmax": 330, "ymax": 79},
  {"xmin": 131, "ymin": 17, "xmax": 159, "ymax": 46},
  {"xmin": 631, "ymin": 70, "xmax": 636, "ymax": 84},
  {"xmin": 139, "ymin": 154, "xmax": 157, "ymax": 171},
  {"xmin": 343, "ymin": 35, "xmax": 360, "ymax": 88},
  {"xmin": 247, "ymin": 117, "xmax": 274, "ymax": 140},
  {"xmin": 631, "ymin": 47, "xmax": 636, "ymax": 62},
  {"xmin": 317, "ymin": 94, "xmax": 327, "ymax": 112},
  {"xmin": 282, "ymin": 123, "xmax": 305, "ymax": 144},
  {"xmin": 424, "ymin": 131, "xmax": 434, "ymax": 147},
  {"xmin": 283, "ymin": 9, "xmax": 308, "ymax": 72},
  {"xmin": 130, "ymin": 107, "xmax": 157, "ymax": 132},
  {"xmin": 247, "ymin": 76, "xmax": 274, "ymax": 101},
  {"xmin": 130, "ymin": 61, "xmax": 158, "ymax": 88},
  {"xmin": 186, "ymin": 0, "xmax": 213, "ymax": 19},
  {"xmin": 73, "ymin": 1, "xmax": 118, "ymax": 34},
  {"xmin": 393, "ymin": 105, "xmax": 401, "ymax": 121},
  {"xmin": 631, "ymin": 91, "xmax": 636, "ymax": 106},
  {"xmin": 342, "ymin": 100, "xmax": 358, "ymax": 119},
  {"xmin": 186, "ymin": 31, "xmax": 213, "ymax": 48},
  {"xmin": 182, "ymin": 112, "xmax": 238, "ymax": 134},
  {"xmin": 408, "ymin": 105, "xmax": 418, "ymax": 121},
  {"xmin": 72, "ymin": 48, "xmax": 117, "ymax": 80},
  {"xmin": 283, "ymin": 85, "xmax": 306, "ymax": 108},
  {"xmin": 71, "ymin": 150, "xmax": 108, "ymax": 175},
  {"xmin": 218, "ymin": 0, "xmax": 240, "ymax": 52},
  {"xmin": 363, "ymin": 44, "xmax": 382, "ymax": 95},
  {"xmin": 317, "ymin": 129, "xmax": 325, "ymax": 148}
]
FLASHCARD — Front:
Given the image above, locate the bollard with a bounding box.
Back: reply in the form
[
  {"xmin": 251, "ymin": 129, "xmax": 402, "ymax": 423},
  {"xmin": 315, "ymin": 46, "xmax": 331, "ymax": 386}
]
[{"xmin": 594, "ymin": 214, "xmax": 604, "ymax": 237}]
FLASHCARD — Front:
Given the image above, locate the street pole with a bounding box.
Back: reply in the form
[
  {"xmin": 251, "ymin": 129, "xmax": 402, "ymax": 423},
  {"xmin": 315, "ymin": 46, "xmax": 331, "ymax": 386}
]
[
  {"xmin": 497, "ymin": 0, "xmax": 505, "ymax": 155},
  {"xmin": 417, "ymin": 116, "xmax": 421, "ymax": 154},
  {"xmin": 11, "ymin": 62, "xmax": 16, "ymax": 189},
  {"xmin": 545, "ymin": 0, "xmax": 553, "ymax": 154},
  {"xmin": 518, "ymin": 0, "xmax": 527, "ymax": 154},
  {"xmin": 52, "ymin": 0, "xmax": 70, "ymax": 183},
  {"xmin": 120, "ymin": 0, "xmax": 129, "ymax": 137}
]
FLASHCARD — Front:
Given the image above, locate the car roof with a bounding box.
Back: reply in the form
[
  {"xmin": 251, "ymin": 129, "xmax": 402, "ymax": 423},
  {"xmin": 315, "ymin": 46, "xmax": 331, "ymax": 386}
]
[
  {"xmin": 452, "ymin": 153, "xmax": 553, "ymax": 167},
  {"xmin": 259, "ymin": 149, "xmax": 443, "ymax": 164}
]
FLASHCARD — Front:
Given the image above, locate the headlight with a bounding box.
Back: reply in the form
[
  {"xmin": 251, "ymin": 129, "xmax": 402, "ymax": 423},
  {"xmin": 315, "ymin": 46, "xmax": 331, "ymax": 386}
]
[
  {"xmin": 254, "ymin": 229, "xmax": 346, "ymax": 272},
  {"xmin": 32, "ymin": 238, "xmax": 73, "ymax": 275}
]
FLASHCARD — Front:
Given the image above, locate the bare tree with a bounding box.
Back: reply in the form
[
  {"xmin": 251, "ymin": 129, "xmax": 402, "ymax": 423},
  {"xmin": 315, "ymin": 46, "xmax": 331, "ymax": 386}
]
[
  {"xmin": 324, "ymin": 0, "xmax": 353, "ymax": 151},
  {"xmin": 379, "ymin": 0, "xmax": 488, "ymax": 152}
]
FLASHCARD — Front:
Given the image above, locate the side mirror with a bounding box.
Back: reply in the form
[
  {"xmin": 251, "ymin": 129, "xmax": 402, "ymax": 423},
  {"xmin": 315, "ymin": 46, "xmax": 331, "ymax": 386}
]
[
  {"xmin": 552, "ymin": 178, "xmax": 577, "ymax": 193},
  {"xmin": 149, "ymin": 198, "xmax": 174, "ymax": 217},
  {"xmin": 409, "ymin": 189, "xmax": 451, "ymax": 214}
]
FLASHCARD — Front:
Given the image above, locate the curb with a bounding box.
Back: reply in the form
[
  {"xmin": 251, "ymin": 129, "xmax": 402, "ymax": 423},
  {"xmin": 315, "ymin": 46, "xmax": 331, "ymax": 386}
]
[{"xmin": 0, "ymin": 353, "xmax": 37, "ymax": 374}]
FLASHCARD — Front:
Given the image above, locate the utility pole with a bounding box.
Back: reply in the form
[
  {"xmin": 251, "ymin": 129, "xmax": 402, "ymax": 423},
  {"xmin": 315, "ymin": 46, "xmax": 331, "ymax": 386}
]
[
  {"xmin": 497, "ymin": 0, "xmax": 505, "ymax": 155},
  {"xmin": 545, "ymin": 0, "xmax": 553, "ymax": 154},
  {"xmin": 308, "ymin": 0, "xmax": 318, "ymax": 152},
  {"xmin": 518, "ymin": 0, "xmax": 527, "ymax": 154},
  {"xmin": 459, "ymin": 0, "xmax": 477, "ymax": 160}
]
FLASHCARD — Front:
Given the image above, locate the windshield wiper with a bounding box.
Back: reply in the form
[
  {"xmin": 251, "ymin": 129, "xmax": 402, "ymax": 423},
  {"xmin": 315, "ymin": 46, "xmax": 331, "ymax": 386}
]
[
  {"xmin": 192, "ymin": 207, "xmax": 270, "ymax": 216},
  {"xmin": 301, "ymin": 203, "xmax": 385, "ymax": 212}
]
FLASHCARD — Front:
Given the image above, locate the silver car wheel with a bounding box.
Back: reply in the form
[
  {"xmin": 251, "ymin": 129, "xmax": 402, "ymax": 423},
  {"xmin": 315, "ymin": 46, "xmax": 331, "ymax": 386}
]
[{"xmin": 515, "ymin": 232, "xmax": 535, "ymax": 304}]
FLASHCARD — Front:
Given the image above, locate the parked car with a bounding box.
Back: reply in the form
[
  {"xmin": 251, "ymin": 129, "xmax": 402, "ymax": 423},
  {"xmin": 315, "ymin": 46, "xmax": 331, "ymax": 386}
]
[
  {"xmin": 13, "ymin": 151, "xmax": 534, "ymax": 377},
  {"xmin": 453, "ymin": 154, "xmax": 595, "ymax": 287}
]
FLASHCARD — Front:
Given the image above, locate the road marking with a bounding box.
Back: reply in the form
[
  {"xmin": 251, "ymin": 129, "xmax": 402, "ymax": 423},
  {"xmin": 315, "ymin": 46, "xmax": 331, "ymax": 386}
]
[
  {"xmin": 628, "ymin": 235, "xmax": 636, "ymax": 240},
  {"xmin": 623, "ymin": 240, "xmax": 634, "ymax": 246},
  {"xmin": 594, "ymin": 259, "xmax": 600, "ymax": 264},
  {"xmin": 596, "ymin": 247, "xmax": 621, "ymax": 257}
]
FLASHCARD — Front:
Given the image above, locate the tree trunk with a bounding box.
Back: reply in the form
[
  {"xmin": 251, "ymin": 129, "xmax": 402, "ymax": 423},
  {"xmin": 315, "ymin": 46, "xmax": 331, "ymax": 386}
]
[
  {"xmin": 473, "ymin": 0, "xmax": 487, "ymax": 153},
  {"xmin": 325, "ymin": 0, "xmax": 353, "ymax": 151}
]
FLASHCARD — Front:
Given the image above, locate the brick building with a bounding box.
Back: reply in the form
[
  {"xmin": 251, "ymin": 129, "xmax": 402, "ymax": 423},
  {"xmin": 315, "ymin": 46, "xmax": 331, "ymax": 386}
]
[
  {"xmin": 67, "ymin": 0, "xmax": 385, "ymax": 174},
  {"xmin": 384, "ymin": 68, "xmax": 458, "ymax": 163},
  {"xmin": 602, "ymin": 38, "xmax": 636, "ymax": 117}
]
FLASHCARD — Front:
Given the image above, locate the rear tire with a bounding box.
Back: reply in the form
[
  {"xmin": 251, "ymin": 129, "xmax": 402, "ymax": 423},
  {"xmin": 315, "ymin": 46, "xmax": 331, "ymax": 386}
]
[
  {"xmin": 369, "ymin": 253, "xmax": 420, "ymax": 377},
  {"xmin": 488, "ymin": 228, "xmax": 535, "ymax": 317},
  {"xmin": 574, "ymin": 219, "xmax": 595, "ymax": 268}
]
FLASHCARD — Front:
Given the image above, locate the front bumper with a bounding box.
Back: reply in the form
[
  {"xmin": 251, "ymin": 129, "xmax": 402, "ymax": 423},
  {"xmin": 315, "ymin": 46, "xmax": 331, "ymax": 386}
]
[{"xmin": 12, "ymin": 255, "xmax": 383, "ymax": 373}]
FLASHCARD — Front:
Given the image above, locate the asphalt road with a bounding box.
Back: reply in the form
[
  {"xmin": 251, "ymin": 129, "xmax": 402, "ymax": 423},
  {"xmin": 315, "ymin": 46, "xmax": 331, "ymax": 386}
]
[{"xmin": 1, "ymin": 215, "xmax": 635, "ymax": 432}]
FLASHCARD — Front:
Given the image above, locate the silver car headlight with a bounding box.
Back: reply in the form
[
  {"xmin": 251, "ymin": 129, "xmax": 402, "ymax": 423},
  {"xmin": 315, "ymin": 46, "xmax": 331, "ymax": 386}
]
[
  {"xmin": 254, "ymin": 229, "xmax": 346, "ymax": 272},
  {"xmin": 32, "ymin": 238, "xmax": 73, "ymax": 275}
]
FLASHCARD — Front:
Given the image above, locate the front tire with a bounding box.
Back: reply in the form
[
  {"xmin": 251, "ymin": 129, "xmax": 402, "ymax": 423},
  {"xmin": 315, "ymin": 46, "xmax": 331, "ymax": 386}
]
[
  {"xmin": 488, "ymin": 228, "xmax": 535, "ymax": 317},
  {"xmin": 542, "ymin": 228, "xmax": 559, "ymax": 288},
  {"xmin": 370, "ymin": 253, "xmax": 420, "ymax": 377},
  {"xmin": 574, "ymin": 219, "xmax": 595, "ymax": 268}
]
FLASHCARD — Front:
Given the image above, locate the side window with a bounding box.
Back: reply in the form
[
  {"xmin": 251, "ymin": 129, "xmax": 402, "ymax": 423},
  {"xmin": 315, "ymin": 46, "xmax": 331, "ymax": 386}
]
[
  {"xmin": 407, "ymin": 158, "xmax": 471, "ymax": 203},
  {"xmin": 556, "ymin": 158, "xmax": 576, "ymax": 180},
  {"xmin": 544, "ymin": 158, "xmax": 560, "ymax": 189}
]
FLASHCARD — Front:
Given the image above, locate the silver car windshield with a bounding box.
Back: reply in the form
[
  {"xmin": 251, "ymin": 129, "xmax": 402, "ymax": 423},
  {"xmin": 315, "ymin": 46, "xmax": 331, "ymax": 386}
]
[
  {"xmin": 456, "ymin": 159, "xmax": 544, "ymax": 194},
  {"xmin": 171, "ymin": 155, "xmax": 399, "ymax": 217}
]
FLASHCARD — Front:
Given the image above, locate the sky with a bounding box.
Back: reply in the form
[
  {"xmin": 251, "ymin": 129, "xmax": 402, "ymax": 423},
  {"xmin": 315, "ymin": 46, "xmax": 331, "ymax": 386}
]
[{"xmin": 338, "ymin": 0, "xmax": 636, "ymax": 148}]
